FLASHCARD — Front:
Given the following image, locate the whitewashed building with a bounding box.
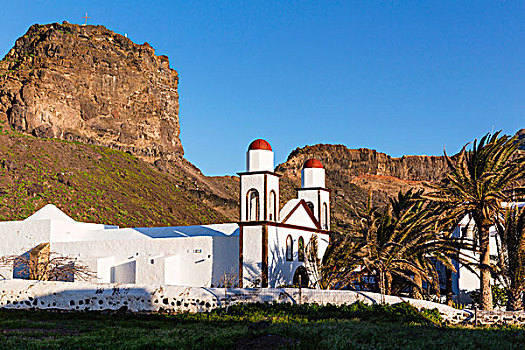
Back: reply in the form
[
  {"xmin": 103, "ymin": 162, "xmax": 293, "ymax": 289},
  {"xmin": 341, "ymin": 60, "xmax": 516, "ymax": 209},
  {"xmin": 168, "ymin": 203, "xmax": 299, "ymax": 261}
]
[
  {"xmin": 452, "ymin": 202, "xmax": 525, "ymax": 303},
  {"xmin": 0, "ymin": 139, "xmax": 330, "ymax": 288}
]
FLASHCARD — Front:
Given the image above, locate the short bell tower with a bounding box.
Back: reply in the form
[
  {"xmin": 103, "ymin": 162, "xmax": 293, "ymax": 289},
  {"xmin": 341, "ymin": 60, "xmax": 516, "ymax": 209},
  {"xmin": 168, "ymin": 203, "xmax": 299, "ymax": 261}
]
[{"xmin": 297, "ymin": 159, "xmax": 330, "ymax": 230}]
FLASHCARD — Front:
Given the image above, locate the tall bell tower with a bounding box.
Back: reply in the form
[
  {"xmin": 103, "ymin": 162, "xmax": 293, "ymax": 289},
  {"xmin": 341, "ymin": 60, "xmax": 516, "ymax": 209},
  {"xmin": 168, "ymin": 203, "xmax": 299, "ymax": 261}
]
[
  {"xmin": 238, "ymin": 139, "xmax": 281, "ymax": 288},
  {"xmin": 239, "ymin": 139, "xmax": 280, "ymax": 222}
]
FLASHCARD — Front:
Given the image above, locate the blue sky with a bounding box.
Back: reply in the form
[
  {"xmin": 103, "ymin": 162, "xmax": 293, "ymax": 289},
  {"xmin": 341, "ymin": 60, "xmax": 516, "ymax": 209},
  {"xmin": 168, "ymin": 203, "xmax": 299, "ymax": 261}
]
[{"xmin": 1, "ymin": 1, "xmax": 523, "ymax": 175}]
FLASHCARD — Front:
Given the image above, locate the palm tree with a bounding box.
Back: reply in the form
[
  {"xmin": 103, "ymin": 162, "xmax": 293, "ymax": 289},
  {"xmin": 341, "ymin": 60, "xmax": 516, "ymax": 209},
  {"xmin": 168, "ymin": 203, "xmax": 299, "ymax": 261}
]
[
  {"xmin": 370, "ymin": 190, "xmax": 461, "ymax": 298},
  {"xmin": 494, "ymin": 204, "xmax": 525, "ymax": 311},
  {"xmin": 310, "ymin": 231, "xmax": 366, "ymax": 290},
  {"xmin": 425, "ymin": 132, "xmax": 525, "ymax": 310},
  {"xmin": 320, "ymin": 190, "xmax": 461, "ymax": 298}
]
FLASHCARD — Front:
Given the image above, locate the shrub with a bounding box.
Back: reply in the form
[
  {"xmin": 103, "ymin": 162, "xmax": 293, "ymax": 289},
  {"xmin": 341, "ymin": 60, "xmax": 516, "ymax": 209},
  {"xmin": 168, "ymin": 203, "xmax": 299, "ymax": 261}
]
[{"xmin": 198, "ymin": 302, "xmax": 443, "ymax": 326}]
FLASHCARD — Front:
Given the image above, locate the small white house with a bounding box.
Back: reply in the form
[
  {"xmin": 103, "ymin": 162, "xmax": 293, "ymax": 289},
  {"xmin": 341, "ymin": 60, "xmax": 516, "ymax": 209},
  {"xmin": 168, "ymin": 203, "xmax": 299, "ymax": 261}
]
[{"xmin": 0, "ymin": 139, "xmax": 330, "ymax": 288}]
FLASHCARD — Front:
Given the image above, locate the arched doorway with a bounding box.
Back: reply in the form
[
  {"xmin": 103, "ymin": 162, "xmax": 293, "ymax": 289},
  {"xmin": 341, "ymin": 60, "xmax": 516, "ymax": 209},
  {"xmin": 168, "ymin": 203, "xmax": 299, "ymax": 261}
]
[{"xmin": 293, "ymin": 266, "xmax": 309, "ymax": 288}]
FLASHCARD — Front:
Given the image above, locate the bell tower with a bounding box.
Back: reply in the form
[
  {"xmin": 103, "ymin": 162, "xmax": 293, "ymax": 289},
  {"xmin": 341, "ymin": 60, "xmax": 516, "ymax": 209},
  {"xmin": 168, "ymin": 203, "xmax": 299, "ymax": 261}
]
[
  {"xmin": 297, "ymin": 159, "xmax": 330, "ymax": 230},
  {"xmin": 238, "ymin": 139, "xmax": 281, "ymax": 288},
  {"xmin": 239, "ymin": 139, "xmax": 280, "ymax": 222}
]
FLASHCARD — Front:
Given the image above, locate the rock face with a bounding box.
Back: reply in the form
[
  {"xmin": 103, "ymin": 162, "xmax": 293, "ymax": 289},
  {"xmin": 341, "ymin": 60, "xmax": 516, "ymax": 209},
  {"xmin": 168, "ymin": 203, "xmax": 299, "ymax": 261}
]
[
  {"xmin": 0, "ymin": 22, "xmax": 182, "ymax": 161},
  {"xmin": 274, "ymin": 144, "xmax": 452, "ymax": 233},
  {"xmin": 277, "ymin": 144, "xmax": 450, "ymax": 186}
]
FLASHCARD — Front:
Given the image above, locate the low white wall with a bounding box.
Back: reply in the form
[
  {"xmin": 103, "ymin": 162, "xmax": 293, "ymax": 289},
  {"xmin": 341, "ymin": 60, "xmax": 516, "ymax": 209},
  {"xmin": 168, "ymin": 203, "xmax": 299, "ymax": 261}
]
[
  {"xmin": 52, "ymin": 236, "xmax": 215, "ymax": 286},
  {"xmin": 0, "ymin": 280, "xmax": 472, "ymax": 323}
]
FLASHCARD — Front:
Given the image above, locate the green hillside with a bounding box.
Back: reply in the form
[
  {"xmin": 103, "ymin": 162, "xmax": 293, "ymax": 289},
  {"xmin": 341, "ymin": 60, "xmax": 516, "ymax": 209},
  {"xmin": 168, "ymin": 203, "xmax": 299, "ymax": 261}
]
[{"xmin": 0, "ymin": 121, "xmax": 227, "ymax": 227}]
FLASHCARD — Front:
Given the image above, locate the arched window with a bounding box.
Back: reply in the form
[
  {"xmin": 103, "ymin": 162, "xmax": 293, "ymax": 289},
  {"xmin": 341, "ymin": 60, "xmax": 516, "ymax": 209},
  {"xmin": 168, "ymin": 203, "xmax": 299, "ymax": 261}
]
[
  {"xmin": 306, "ymin": 201, "xmax": 314, "ymax": 214},
  {"xmin": 247, "ymin": 189, "xmax": 259, "ymax": 221},
  {"xmin": 298, "ymin": 237, "xmax": 305, "ymax": 262},
  {"xmin": 286, "ymin": 235, "xmax": 293, "ymax": 261},
  {"xmin": 322, "ymin": 202, "xmax": 328, "ymax": 229},
  {"xmin": 269, "ymin": 190, "xmax": 276, "ymax": 221}
]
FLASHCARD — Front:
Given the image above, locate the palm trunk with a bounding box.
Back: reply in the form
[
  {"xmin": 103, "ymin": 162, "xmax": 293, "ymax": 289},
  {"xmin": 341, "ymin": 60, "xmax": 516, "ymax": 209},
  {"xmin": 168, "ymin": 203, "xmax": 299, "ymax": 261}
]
[
  {"xmin": 478, "ymin": 224, "xmax": 493, "ymax": 311},
  {"xmin": 413, "ymin": 274, "xmax": 423, "ymax": 300},
  {"xmin": 378, "ymin": 271, "xmax": 385, "ymax": 303},
  {"xmin": 385, "ymin": 272, "xmax": 392, "ymax": 295},
  {"xmin": 506, "ymin": 287, "xmax": 523, "ymax": 311},
  {"xmin": 446, "ymin": 268, "xmax": 454, "ymax": 306}
]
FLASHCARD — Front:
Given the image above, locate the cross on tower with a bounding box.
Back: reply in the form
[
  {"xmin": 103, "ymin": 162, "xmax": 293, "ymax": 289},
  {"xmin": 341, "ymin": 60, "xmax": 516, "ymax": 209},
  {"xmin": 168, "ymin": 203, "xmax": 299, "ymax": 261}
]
[{"xmin": 82, "ymin": 12, "xmax": 90, "ymax": 26}]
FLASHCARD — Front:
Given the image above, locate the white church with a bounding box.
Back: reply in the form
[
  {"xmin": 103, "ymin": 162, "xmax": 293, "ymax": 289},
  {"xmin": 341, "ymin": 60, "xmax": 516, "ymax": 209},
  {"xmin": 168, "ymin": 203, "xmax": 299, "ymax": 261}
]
[{"xmin": 0, "ymin": 139, "xmax": 330, "ymax": 288}]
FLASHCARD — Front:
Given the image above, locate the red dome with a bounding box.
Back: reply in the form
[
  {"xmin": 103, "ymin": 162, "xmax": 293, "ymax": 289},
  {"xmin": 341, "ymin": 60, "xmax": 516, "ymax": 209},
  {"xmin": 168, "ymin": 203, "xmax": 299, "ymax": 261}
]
[
  {"xmin": 303, "ymin": 158, "xmax": 323, "ymax": 169},
  {"xmin": 248, "ymin": 139, "xmax": 272, "ymax": 151}
]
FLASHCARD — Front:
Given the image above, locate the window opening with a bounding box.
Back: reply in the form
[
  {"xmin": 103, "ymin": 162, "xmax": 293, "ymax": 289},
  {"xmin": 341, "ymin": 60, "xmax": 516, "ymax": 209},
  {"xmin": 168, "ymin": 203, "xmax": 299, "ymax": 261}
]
[{"xmin": 286, "ymin": 235, "xmax": 293, "ymax": 261}]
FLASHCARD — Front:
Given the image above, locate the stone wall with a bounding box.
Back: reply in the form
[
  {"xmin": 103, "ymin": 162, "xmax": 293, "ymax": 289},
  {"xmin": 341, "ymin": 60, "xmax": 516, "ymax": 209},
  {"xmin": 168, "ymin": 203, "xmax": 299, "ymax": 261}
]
[
  {"xmin": 473, "ymin": 310, "xmax": 525, "ymax": 326},
  {"xmin": 1, "ymin": 280, "xmax": 524, "ymax": 326}
]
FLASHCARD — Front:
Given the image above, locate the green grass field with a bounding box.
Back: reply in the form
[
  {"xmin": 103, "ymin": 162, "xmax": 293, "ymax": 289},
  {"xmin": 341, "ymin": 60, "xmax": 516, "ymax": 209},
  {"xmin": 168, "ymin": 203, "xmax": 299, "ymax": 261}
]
[{"xmin": 0, "ymin": 303, "xmax": 524, "ymax": 349}]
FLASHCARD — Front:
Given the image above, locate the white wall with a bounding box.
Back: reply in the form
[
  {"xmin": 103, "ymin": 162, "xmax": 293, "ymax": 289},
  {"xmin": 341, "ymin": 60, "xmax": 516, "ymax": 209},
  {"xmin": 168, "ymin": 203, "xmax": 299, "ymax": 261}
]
[
  {"xmin": 211, "ymin": 236, "xmax": 239, "ymax": 287},
  {"xmin": 240, "ymin": 173, "xmax": 280, "ymax": 222},
  {"xmin": 0, "ymin": 280, "xmax": 467, "ymax": 323},
  {"xmin": 52, "ymin": 236, "xmax": 215, "ymax": 287},
  {"xmin": 0, "ymin": 217, "xmax": 118, "ymax": 280},
  {"xmin": 282, "ymin": 206, "xmax": 317, "ymax": 229},
  {"xmin": 0, "ymin": 220, "xmax": 51, "ymax": 280},
  {"xmin": 242, "ymin": 226, "xmax": 263, "ymax": 287},
  {"xmin": 164, "ymin": 256, "xmax": 192, "ymax": 286},
  {"xmin": 240, "ymin": 174, "xmax": 264, "ymax": 221},
  {"xmin": 97, "ymin": 257, "xmax": 115, "ymax": 283},
  {"xmin": 297, "ymin": 190, "xmax": 330, "ymax": 230},
  {"xmin": 112, "ymin": 260, "xmax": 136, "ymax": 283},
  {"xmin": 268, "ymin": 226, "xmax": 329, "ymax": 288},
  {"xmin": 136, "ymin": 255, "xmax": 165, "ymax": 285},
  {"xmin": 50, "ymin": 220, "xmax": 110, "ymax": 242},
  {"xmin": 267, "ymin": 175, "xmax": 280, "ymax": 221},
  {"xmin": 301, "ymin": 167, "xmax": 325, "ymax": 188},
  {"xmin": 319, "ymin": 190, "xmax": 330, "ymax": 230},
  {"xmin": 247, "ymin": 149, "xmax": 273, "ymax": 172},
  {"xmin": 456, "ymin": 220, "xmax": 501, "ymax": 303}
]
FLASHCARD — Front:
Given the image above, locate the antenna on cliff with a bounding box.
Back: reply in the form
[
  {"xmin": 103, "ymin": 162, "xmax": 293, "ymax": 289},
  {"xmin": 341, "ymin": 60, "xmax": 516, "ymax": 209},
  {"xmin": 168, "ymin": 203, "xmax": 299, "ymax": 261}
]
[{"xmin": 82, "ymin": 12, "xmax": 90, "ymax": 26}]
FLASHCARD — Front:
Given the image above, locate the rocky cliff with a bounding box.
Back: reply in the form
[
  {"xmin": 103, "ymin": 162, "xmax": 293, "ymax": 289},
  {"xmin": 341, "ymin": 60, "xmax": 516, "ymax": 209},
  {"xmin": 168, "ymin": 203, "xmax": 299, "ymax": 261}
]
[
  {"xmin": 274, "ymin": 144, "xmax": 452, "ymax": 232},
  {"xmin": 0, "ymin": 22, "xmax": 182, "ymax": 162},
  {"xmin": 276, "ymin": 143, "xmax": 451, "ymax": 204},
  {"xmin": 277, "ymin": 144, "xmax": 450, "ymax": 183}
]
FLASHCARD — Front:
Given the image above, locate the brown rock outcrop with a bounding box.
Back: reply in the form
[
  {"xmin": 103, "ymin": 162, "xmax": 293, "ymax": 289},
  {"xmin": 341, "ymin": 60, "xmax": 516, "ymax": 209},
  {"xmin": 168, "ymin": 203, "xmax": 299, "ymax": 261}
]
[
  {"xmin": 277, "ymin": 144, "xmax": 450, "ymax": 186},
  {"xmin": 273, "ymin": 144, "xmax": 452, "ymax": 233},
  {"xmin": 0, "ymin": 22, "xmax": 182, "ymax": 161}
]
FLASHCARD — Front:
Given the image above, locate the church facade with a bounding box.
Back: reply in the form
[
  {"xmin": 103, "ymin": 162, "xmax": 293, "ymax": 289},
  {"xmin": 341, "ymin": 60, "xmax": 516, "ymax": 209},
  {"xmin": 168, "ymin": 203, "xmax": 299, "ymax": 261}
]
[{"xmin": 0, "ymin": 140, "xmax": 330, "ymax": 288}]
